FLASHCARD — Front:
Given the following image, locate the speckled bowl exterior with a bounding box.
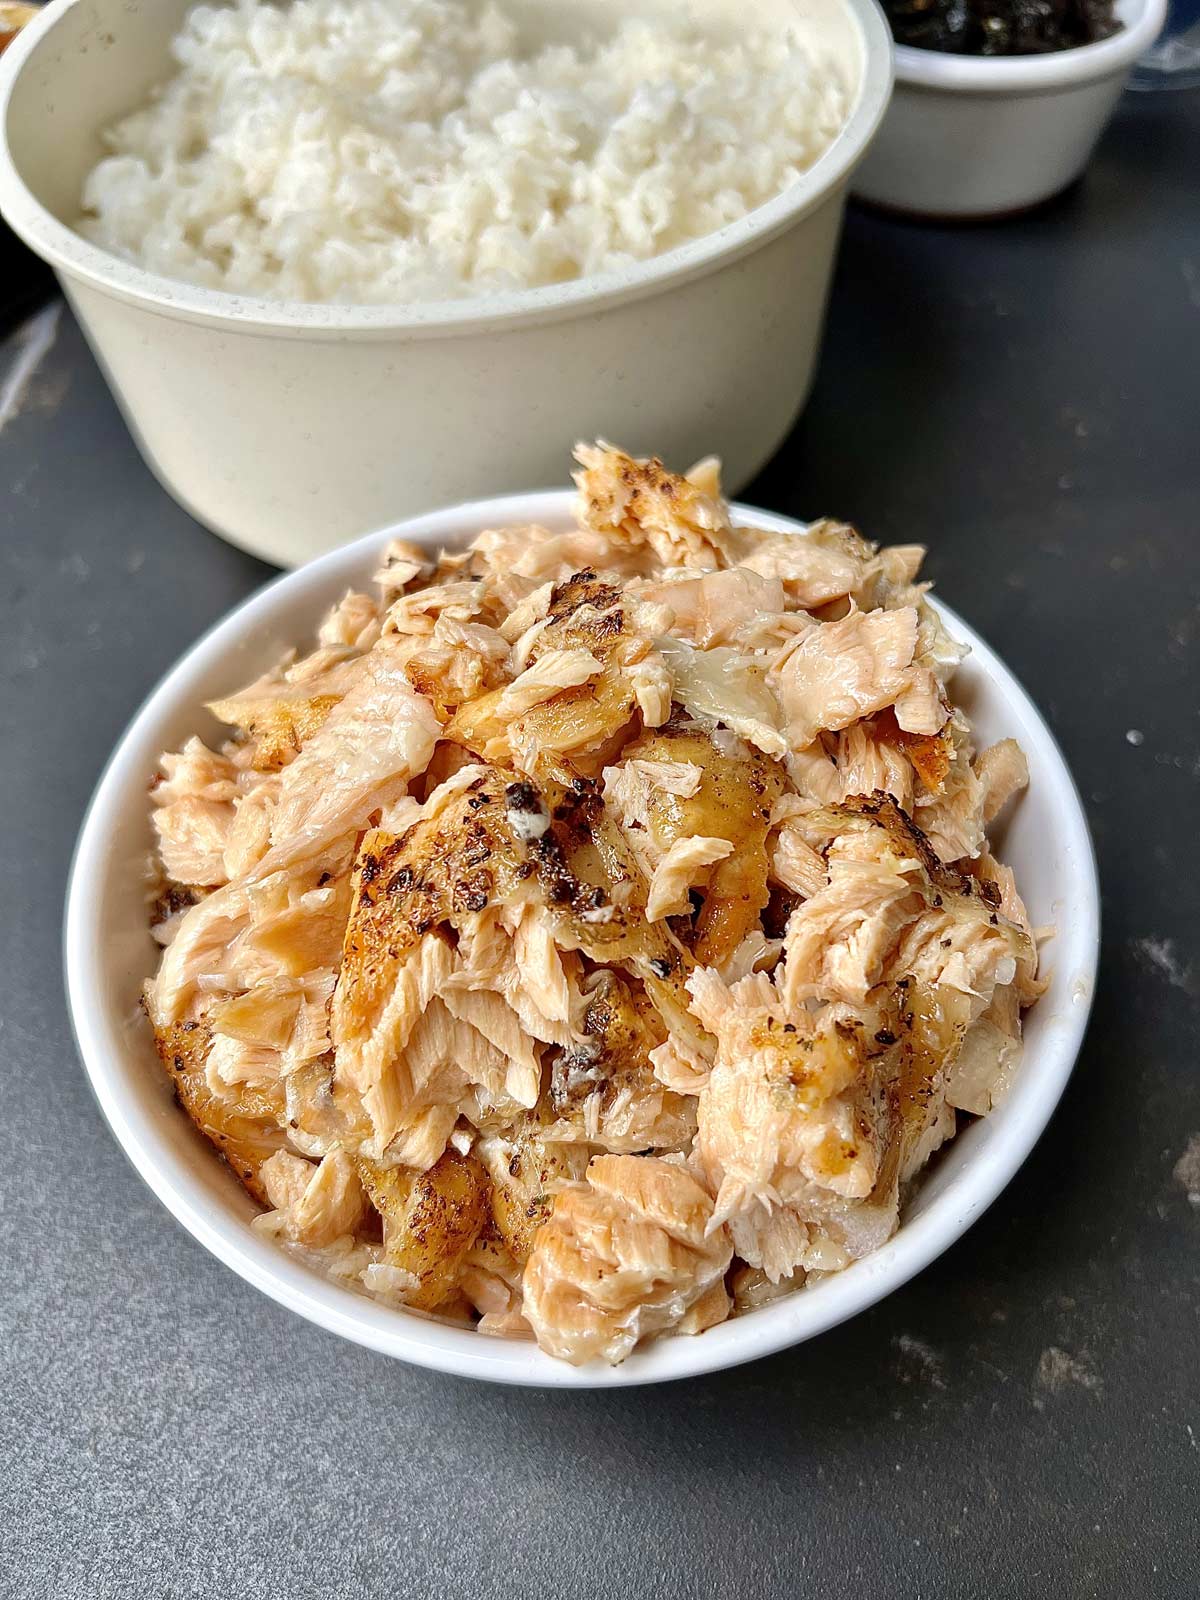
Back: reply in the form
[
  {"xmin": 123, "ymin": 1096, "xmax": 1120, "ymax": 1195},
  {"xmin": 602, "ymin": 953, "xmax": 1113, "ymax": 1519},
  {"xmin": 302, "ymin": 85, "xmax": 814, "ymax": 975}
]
[{"xmin": 0, "ymin": 0, "xmax": 893, "ymax": 566}]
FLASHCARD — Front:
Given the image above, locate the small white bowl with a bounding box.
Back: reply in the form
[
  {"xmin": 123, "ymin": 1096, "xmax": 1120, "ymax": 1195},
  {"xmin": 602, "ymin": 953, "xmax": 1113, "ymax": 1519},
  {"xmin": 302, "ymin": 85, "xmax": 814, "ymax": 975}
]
[
  {"xmin": 64, "ymin": 490, "xmax": 1099, "ymax": 1387},
  {"xmin": 853, "ymin": 0, "xmax": 1166, "ymax": 218},
  {"xmin": 0, "ymin": 0, "xmax": 892, "ymax": 568}
]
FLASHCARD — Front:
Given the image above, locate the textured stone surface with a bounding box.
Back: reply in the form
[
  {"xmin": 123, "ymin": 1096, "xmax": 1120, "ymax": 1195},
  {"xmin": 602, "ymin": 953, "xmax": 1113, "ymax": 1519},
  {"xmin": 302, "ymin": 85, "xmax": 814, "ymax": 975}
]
[{"xmin": 2, "ymin": 91, "xmax": 1197, "ymax": 1600}]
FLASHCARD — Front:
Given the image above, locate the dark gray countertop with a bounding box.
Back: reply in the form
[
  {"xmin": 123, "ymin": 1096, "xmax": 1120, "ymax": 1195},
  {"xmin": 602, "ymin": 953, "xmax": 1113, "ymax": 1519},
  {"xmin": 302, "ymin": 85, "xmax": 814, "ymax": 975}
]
[{"xmin": 3, "ymin": 90, "xmax": 1198, "ymax": 1600}]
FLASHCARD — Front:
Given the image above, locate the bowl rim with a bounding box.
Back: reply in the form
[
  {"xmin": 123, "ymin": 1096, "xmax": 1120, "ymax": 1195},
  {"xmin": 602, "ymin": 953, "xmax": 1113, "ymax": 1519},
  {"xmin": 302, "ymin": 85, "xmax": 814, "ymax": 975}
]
[
  {"xmin": 0, "ymin": 0, "xmax": 894, "ymax": 339},
  {"xmin": 64, "ymin": 487, "xmax": 1100, "ymax": 1388},
  {"xmin": 891, "ymin": 0, "xmax": 1165, "ymax": 93}
]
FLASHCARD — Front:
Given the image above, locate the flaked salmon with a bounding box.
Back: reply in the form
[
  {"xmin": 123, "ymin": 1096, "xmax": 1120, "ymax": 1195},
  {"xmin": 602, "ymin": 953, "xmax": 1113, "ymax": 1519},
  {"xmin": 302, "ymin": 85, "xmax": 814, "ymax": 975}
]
[
  {"xmin": 522, "ymin": 1154, "xmax": 733, "ymax": 1364},
  {"xmin": 144, "ymin": 442, "xmax": 1043, "ymax": 1365}
]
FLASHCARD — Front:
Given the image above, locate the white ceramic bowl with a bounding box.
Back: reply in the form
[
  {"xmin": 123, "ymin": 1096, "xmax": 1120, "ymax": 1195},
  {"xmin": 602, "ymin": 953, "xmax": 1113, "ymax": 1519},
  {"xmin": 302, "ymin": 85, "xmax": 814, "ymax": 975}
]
[
  {"xmin": 853, "ymin": 0, "xmax": 1166, "ymax": 218},
  {"xmin": 65, "ymin": 489, "xmax": 1099, "ymax": 1387},
  {"xmin": 0, "ymin": 0, "xmax": 892, "ymax": 568}
]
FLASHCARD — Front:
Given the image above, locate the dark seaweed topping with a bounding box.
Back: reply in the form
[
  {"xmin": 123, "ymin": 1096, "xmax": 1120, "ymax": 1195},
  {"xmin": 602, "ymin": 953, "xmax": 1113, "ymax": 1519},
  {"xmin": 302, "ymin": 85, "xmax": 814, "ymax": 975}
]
[{"xmin": 883, "ymin": 0, "xmax": 1120, "ymax": 54}]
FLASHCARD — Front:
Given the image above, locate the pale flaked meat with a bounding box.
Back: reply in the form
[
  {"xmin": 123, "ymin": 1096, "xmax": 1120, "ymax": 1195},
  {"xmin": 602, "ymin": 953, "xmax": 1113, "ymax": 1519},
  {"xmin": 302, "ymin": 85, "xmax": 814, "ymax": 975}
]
[
  {"xmin": 522, "ymin": 1154, "xmax": 733, "ymax": 1364},
  {"xmin": 602, "ymin": 757, "xmax": 703, "ymax": 857},
  {"xmin": 657, "ymin": 637, "xmax": 787, "ymax": 757},
  {"xmin": 632, "ymin": 566, "xmax": 786, "ymax": 648},
  {"xmin": 910, "ymin": 715, "xmax": 987, "ymax": 863},
  {"xmin": 689, "ymin": 967, "xmax": 894, "ymax": 1278},
  {"xmin": 317, "ymin": 590, "xmax": 382, "ymax": 651},
  {"xmin": 151, "ymin": 1017, "xmax": 287, "ymax": 1204},
  {"xmin": 207, "ymin": 652, "xmax": 363, "ymax": 773},
  {"xmin": 331, "ymin": 761, "xmax": 707, "ymax": 1142},
  {"xmin": 255, "ymin": 647, "xmax": 440, "ymax": 877},
  {"xmin": 687, "ymin": 795, "xmax": 1034, "ymax": 1281},
  {"xmin": 781, "ymin": 795, "xmax": 1031, "ymax": 1011},
  {"xmin": 833, "ymin": 721, "xmax": 916, "ymax": 813},
  {"xmin": 771, "ymin": 605, "xmax": 934, "ymax": 750},
  {"xmin": 145, "ymin": 442, "xmax": 1044, "ymax": 1365},
  {"xmin": 977, "ymin": 737, "xmax": 1030, "ymax": 824},
  {"xmin": 459, "ymin": 1229, "xmax": 531, "ymax": 1338},
  {"xmin": 768, "ymin": 796, "xmax": 830, "ymax": 902},
  {"xmin": 152, "ymin": 794, "xmax": 235, "ymax": 889},
  {"xmin": 444, "ymin": 572, "xmax": 650, "ymax": 773},
  {"xmin": 495, "ymin": 648, "xmax": 603, "ymax": 715},
  {"xmin": 400, "ymin": 617, "xmax": 511, "ymax": 719},
  {"xmin": 646, "ymin": 836, "xmax": 734, "ymax": 922},
  {"xmin": 149, "ymin": 737, "xmax": 241, "ymax": 888},
  {"xmin": 732, "ymin": 518, "xmax": 924, "ymax": 611},
  {"xmin": 259, "ymin": 1148, "xmax": 367, "ymax": 1248}
]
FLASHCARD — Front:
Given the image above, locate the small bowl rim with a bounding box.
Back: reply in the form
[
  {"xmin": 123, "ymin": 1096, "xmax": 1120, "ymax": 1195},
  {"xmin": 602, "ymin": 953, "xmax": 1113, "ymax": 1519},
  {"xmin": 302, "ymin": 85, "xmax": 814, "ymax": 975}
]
[
  {"xmin": 64, "ymin": 487, "xmax": 1100, "ymax": 1388},
  {"xmin": 0, "ymin": 0, "xmax": 894, "ymax": 339},
  {"xmin": 891, "ymin": 0, "xmax": 1165, "ymax": 94}
]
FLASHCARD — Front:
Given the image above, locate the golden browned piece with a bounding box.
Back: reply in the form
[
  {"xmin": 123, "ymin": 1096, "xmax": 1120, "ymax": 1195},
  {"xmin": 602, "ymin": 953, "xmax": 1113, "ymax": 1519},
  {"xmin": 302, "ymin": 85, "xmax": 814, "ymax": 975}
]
[
  {"xmin": 546, "ymin": 967, "xmax": 694, "ymax": 1153},
  {"xmin": 152, "ymin": 1019, "xmax": 287, "ymax": 1205},
  {"xmin": 333, "ymin": 768, "xmax": 531, "ymax": 1060},
  {"xmin": 619, "ymin": 717, "xmax": 784, "ymax": 966},
  {"xmin": 356, "ymin": 1150, "xmax": 490, "ymax": 1311},
  {"xmin": 443, "ymin": 571, "xmax": 647, "ymax": 771},
  {"xmin": 333, "ymin": 760, "xmax": 706, "ymax": 1088},
  {"xmin": 478, "ymin": 1116, "xmax": 588, "ymax": 1268},
  {"xmin": 870, "ymin": 707, "xmax": 952, "ymax": 794},
  {"xmin": 207, "ymin": 688, "xmax": 341, "ymax": 772}
]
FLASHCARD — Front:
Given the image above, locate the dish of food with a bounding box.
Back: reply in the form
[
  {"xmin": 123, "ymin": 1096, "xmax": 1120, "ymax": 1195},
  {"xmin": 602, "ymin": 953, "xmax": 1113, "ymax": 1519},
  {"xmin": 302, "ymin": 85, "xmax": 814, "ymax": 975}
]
[
  {"xmin": 882, "ymin": 0, "xmax": 1121, "ymax": 55},
  {"xmin": 79, "ymin": 0, "xmax": 848, "ymax": 303},
  {"xmin": 136, "ymin": 443, "xmax": 1045, "ymax": 1366}
]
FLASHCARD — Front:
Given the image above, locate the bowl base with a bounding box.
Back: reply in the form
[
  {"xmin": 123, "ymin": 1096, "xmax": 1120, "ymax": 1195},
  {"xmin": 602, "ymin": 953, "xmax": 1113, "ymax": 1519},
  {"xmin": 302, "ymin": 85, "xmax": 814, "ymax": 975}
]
[{"xmin": 851, "ymin": 175, "xmax": 1083, "ymax": 226}]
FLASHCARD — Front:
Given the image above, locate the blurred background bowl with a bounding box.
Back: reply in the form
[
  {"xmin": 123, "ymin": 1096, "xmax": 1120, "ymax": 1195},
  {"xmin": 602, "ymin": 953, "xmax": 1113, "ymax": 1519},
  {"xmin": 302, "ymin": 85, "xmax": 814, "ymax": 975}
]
[
  {"xmin": 853, "ymin": 0, "xmax": 1167, "ymax": 218},
  {"xmin": 0, "ymin": 0, "xmax": 893, "ymax": 568}
]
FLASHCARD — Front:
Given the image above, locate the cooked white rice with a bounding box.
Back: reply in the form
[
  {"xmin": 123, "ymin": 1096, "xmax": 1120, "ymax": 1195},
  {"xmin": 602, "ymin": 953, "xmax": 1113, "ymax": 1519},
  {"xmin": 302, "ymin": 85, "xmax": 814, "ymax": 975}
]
[{"xmin": 79, "ymin": 0, "xmax": 849, "ymax": 304}]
